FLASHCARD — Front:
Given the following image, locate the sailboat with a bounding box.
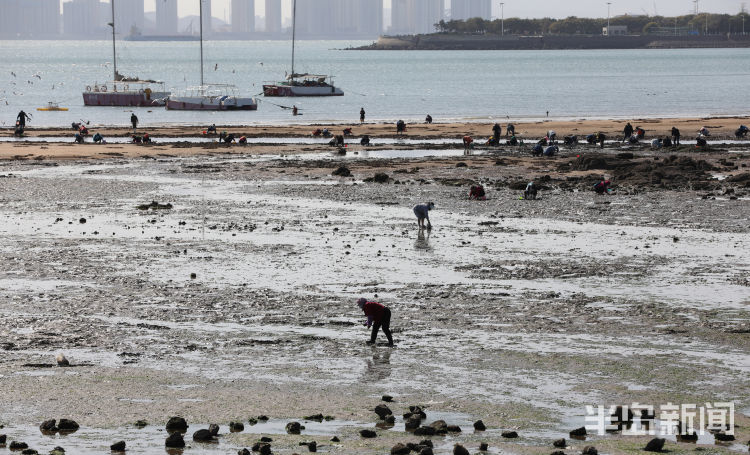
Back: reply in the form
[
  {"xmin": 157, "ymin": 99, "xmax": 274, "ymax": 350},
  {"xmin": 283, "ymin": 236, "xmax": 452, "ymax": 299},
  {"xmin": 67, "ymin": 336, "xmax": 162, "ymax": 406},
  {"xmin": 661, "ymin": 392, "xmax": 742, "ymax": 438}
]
[
  {"xmin": 263, "ymin": 0, "xmax": 344, "ymax": 97},
  {"xmin": 166, "ymin": 1, "xmax": 257, "ymax": 111},
  {"xmin": 83, "ymin": 0, "xmax": 169, "ymax": 107}
]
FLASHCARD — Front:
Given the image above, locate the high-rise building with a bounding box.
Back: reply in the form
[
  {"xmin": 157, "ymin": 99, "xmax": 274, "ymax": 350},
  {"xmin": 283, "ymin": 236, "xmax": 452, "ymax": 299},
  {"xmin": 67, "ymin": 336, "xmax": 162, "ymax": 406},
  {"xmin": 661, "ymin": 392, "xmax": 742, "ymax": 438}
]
[
  {"xmin": 156, "ymin": 0, "xmax": 178, "ymax": 34},
  {"xmin": 294, "ymin": 0, "xmax": 382, "ymax": 37},
  {"xmin": 115, "ymin": 0, "xmax": 145, "ymax": 35},
  {"xmin": 451, "ymin": 0, "xmax": 491, "ymax": 20},
  {"xmin": 352, "ymin": 0, "xmax": 383, "ymax": 35},
  {"xmin": 1, "ymin": 0, "xmax": 60, "ymax": 38},
  {"xmin": 63, "ymin": 0, "xmax": 106, "ymax": 37},
  {"xmin": 201, "ymin": 0, "xmax": 213, "ymax": 33},
  {"xmin": 391, "ymin": 0, "xmax": 442, "ymax": 34},
  {"xmin": 265, "ymin": 0, "xmax": 282, "ymax": 33},
  {"xmin": 232, "ymin": 0, "xmax": 255, "ymax": 33}
]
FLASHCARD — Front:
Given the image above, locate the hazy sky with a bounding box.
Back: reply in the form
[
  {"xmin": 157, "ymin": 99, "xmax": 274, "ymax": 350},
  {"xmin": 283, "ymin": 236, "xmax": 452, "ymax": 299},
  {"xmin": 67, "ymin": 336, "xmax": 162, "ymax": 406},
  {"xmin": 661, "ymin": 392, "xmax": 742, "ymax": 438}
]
[{"xmin": 99, "ymin": 0, "xmax": 747, "ymax": 19}]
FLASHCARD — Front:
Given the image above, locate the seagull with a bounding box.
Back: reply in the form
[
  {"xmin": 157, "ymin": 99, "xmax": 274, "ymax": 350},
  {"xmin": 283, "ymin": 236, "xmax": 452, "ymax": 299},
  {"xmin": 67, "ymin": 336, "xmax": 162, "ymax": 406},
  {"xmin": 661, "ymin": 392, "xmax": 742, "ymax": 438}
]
[
  {"xmin": 33, "ymin": 73, "xmax": 41, "ymax": 80},
  {"xmin": 214, "ymin": 63, "xmax": 218, "ymax": 71},
  {"xmin": 10, "ymin": 71, "xmax": 16, "ymax": 77}
]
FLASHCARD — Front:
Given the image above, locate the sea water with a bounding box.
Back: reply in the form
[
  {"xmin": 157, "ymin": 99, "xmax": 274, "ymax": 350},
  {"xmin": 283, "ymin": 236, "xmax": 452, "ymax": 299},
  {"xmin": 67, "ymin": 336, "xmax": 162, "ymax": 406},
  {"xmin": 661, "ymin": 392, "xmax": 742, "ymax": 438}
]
[{"xmin": 1, "ymin": 39, "xmax": 749, "ymax": 128}]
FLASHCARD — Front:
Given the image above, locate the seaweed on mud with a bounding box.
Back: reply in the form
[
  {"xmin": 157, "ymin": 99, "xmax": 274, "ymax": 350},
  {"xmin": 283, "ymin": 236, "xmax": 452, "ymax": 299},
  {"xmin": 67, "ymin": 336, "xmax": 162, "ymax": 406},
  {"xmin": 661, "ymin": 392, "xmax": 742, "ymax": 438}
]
[{"xmin": 136, "ymin": 201, "xmax": 173, "ymax": 211}]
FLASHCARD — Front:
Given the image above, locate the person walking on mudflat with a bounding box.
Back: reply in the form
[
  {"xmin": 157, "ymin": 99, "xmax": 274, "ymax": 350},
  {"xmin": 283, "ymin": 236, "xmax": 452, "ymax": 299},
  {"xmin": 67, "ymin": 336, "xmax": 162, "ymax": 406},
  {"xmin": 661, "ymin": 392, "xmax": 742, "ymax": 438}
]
[
  {"xmin": 413, "ymin": 202, "xmax": 434, "ymax": 230},
  {"xmin": 131, "ymin": 113, "xmax": 138, "ymax": 132},
  {"xmin": 357, "ymin": 298, "xmax": 394, "ymax": 346}
]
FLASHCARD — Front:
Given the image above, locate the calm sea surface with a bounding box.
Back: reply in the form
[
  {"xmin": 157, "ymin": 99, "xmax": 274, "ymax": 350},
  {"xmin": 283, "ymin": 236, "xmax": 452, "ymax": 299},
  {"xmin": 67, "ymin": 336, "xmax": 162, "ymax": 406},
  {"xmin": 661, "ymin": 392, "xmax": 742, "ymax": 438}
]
[{"xmin": 1, "ymin": 40, "xmax": 749, "ymax": 128}]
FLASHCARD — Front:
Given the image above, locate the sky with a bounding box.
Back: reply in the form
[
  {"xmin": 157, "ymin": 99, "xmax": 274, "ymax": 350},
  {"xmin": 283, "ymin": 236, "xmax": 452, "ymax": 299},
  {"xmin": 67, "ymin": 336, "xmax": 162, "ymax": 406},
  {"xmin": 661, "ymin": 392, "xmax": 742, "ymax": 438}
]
[{"xmin": 68, "ymin": 0, "xmax": 746, "ymax": 19}]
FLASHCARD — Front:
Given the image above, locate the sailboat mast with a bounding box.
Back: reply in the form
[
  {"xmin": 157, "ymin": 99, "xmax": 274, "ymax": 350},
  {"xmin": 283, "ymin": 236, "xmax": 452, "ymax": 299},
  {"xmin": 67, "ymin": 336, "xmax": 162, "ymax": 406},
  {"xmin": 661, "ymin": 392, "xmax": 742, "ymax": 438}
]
[
  {"xmin": 199, "ymin": 0, "xmax": 204, "ymax": 86},
  {"xmin": 291, "ymin": 0, "xmax": 296, "ymax": 81},
  {"xmin": 111, "ymin": 0, "xmax": 117, "ymax": 80}
]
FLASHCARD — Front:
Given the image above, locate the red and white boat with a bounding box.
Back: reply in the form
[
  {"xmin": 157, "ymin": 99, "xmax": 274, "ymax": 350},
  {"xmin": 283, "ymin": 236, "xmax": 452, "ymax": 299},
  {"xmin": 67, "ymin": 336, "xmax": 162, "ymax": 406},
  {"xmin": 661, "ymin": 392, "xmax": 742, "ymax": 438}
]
[
  {"xmin": 263, "ymin": 0, "xmax": 345, "ymax": 98},
  {"xmin": 83, "ymin": 80, "xmax": 169, "ymax": 107},
  {"xmin": 166, "ymin": 84, "xmax": 257, "ymax": 110},
  {"xmin": 165, "ymin": 1, "xmax": 257, "ymax": 111},
  {"xmin": 263, "ymin": 74, "xmax": 343, "ymax": 97},
  {"xmin": 82, "ymin": 0, "xmax": 170, "ymax": 107}
]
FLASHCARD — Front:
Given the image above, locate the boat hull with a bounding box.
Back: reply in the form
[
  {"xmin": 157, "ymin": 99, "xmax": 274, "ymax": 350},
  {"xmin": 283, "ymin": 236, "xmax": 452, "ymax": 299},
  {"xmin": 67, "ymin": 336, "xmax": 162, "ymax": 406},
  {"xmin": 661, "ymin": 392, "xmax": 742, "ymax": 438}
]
[
  {"xmin": 165, "ymin": 96, "xmax": 258, "ymax": 111},
  {"xmin": 83, "ymin": 91, "xmax": 169, "ymax": 107},
  {"xmin": 263, "ymin": 84, "xmax": 344, "ymax": 97}
]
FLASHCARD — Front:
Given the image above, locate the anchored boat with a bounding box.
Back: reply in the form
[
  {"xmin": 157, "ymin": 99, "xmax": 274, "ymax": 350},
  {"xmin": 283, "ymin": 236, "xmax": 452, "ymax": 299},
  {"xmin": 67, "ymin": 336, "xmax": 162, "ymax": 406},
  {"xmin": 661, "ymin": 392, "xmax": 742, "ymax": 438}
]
[
  {"xmin": 37, "ymin": 102, "xmax": 68, "ymax": 112},
  {"xmin": 82, "ymin": 0, "xmax": 169, "ymax": 107},
  {"xmin": 263, "ymin": 0, "xmax": 344, "ymax": 97},
  {"xmin": 166, "ymin": 0, "xmax": 257, "ymax": 111}
]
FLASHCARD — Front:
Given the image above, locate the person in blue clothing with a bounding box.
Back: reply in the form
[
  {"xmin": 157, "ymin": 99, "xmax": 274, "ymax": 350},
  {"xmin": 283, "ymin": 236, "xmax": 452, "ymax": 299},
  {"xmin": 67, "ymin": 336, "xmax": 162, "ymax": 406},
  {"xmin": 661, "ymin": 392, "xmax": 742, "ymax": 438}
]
[{"xmin": 413, "ymin": 202, "xmax": 434, "ymax": 230}]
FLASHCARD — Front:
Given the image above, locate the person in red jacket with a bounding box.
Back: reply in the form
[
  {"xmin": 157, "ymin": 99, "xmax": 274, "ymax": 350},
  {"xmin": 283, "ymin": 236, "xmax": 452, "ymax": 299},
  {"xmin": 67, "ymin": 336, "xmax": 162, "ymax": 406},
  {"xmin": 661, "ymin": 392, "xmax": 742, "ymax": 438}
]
[{"xmin": 357, "ymin": 298, "xmax": 394, "ymax": 346}]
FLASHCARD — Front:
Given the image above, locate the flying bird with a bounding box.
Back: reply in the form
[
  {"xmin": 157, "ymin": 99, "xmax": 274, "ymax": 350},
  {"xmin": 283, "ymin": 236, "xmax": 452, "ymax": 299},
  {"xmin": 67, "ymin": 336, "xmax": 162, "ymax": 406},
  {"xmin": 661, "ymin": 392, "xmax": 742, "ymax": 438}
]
[{"xmin": 10, "ymin": 71, "xmax": 16, "ymax": 77}]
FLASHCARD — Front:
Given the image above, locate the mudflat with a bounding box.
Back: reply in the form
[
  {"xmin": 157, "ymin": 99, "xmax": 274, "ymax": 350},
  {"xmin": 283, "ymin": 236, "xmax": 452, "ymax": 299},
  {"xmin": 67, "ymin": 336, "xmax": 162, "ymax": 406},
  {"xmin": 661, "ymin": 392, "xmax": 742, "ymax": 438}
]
[{"xmin": 0, "ymin": 119, "xmax": 748, "ymax": 455}]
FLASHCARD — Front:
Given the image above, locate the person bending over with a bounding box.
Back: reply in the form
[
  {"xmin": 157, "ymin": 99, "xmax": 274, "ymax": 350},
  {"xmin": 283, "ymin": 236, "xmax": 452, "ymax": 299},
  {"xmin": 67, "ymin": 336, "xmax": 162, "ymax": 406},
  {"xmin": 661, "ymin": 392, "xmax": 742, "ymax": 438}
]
[{"xmin": 357, "ymin": 298, "xmax": 393, "ymax": 346}]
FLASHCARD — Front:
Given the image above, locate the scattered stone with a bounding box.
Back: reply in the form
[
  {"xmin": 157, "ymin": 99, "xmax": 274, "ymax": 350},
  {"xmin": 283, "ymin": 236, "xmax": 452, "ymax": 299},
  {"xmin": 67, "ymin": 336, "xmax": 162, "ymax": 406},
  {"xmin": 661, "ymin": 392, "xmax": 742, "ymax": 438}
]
[
  {"xmin": 79, "ymin": 218, "xmax": 86, "ymax": 224},
  {"xmin": 474, "ymin": 420, "xmax": 486, "ymax": 431},
  {"xmin": 0, "ymin": 434, "xmax": 5, "ymax": 444},
  {"xmin": 40, "ymin": 419, "xmax": 57, "ymax": 432},
  {"xmin": 453, "ymin": 444, "xmax": 470, "ymax": 455},
  {"xmin": 21, "ymin": 449, "xmax": 37, "ymax": 455},
  {"xmin": 414, "ymin": 426, "xmax": 436, "ymax": 436},
  {"xmin": 260, "ymin": 437, "xmax": 273, "ymax": 443},
  {"xmin": 134, "ymin": 420, "xmax": 148, "ymax": 428},
  {"xmin": 429, "ymin": 420, "xmax": 447, "ymax": 432},
  {"xmin": 190, "ymin": 273, "xmax": 197, "ymax": 279},
  {"xmin": 10, "ymin": 441, "xmax": 29, "ymax": 450},
  {"xmin": 193, "ymin": 429, "xmax": 214, "ymax": 441},
  {"xmin": 286, "ymin": 422, "xmax": 301, "ymax": 435},
  {"xmin": 359, "ymin": 429, "xmax": 377, "ymax": 438},
  {"xmin": 447, "ymin": 425, "xmax": 462, "ymax": 433},
  {"xmin": 51, "ymin": 447, "xmax": 65, "ymax": 454},
  {"xmin": 420, "ymin": 440, "xmax": 434, "ymax": 448},
  {"xmin": 209, "ymin": 424, "xmax": 220, "ymax": 436},
  {"xmin": 581, "ymin": 446, "xmax": 598, "ymax": 455},
  {"xmin": 166, "ymin": 417, "xmax": 188, "ymax": 433},
  {"xmin": 375, "ymin": 404, "xmax": 393, "ymax": 419},
  {"xmin": 391, "ymin": 443, "xmax": 410, "ymax": 455},
  {"xmin": 247, "ymin": 418, "xmax": 258, "ymax": 425},
  {"xmin": 644, "ymin": 438, "xmax": 665, "ymax": 452},
  {"xmin": 238, "ymin": 449, "xmax": 251, "ymax": 455},
  {"xmin": 307, "ymin": 441, "xmax": 317, "ymax": 452},
  {"xmin": 420, "ymin": 448, "xmax": 434, "ymax": 455},
  {"xmin": 382, "ymin": 395, "xmax": 394, "ymax": 402},
  {"xmin": 303, "ymin": 414, "xmax": 324, "ymax": 421},
  {"xmin": 552, "ymin": 451, "xmax": 566, "ymax": 455},
  {"xmin": 479, "ymin": 442, "xmax": 489, "ymax": 451},
  {"xmin": 332, "ymin": 166, "xmax": 352, "ymax": 177},
  {"xmin": 136, "ymin": 201, "xmax": 173, "ymax": 211},
  {"xmin": 165, "ymin": 433, "xmax": 185, "ymax": 448},
  {"xmin": 372, "ymin": 173, "xmax": 389, "ymax": 183},
  {"xmin": 330, "ymin": 436, "xmax": 340, "ymax": 442},
  {"xmin": 553, "ymin": 438, "xmax": 566, "ymax": 448},
  {"xmin": 570, "ymin": 427, "xmax": 587, "ymax": 437},
  {"xmin": 456, "ymin": 162, "xmax": 468, "ymax": 168},
  {"xmin": 384, "ymin": 415, "xmax": 396, "ymax": 424},
  {"xmin": 230, "ymin": 421, "xmax": 245, "ymax": 432},
  {"xmin": 405, "ymin": 416, "xmax": 422, "ymax": 430},
  {"xmin": 502, "ymin": 430, "xmax": 519, "ymax": 438},
  {"xmin": 257, "ymin": 415, "xmax": 269, "ymax": 421},
  {"xmin": 256, "ymin": 443, "xmax": 272, "ymax": 455},
  {"xmin": 110, "ymin": 441, "xmax": 126, "ymax": 451},
  {"xmin": 55, "ymin": 354, "xmax": 69, "ymax": 367},
  {"xmin": 57, "ymin": 420, "xmax": 79, "ymax": 432},
  {"xmin": 714, "ymin": 432, "xmax": 735, "ymax": 442}
]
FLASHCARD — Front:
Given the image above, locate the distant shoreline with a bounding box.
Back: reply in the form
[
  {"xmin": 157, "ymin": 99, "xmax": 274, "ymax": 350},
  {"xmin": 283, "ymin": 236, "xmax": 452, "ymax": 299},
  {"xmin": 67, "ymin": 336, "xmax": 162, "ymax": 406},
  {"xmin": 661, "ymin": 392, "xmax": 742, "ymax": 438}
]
[{"xmin": 354, "ymin": 34, "xmax": 750, "ymax": 51}]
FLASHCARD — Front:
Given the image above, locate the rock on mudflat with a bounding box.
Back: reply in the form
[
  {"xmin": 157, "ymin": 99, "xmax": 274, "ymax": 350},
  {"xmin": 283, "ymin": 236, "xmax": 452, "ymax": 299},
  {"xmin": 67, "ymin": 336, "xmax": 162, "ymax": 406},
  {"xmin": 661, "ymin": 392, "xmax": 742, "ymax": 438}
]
[
  {"xmin": 21, "ymin": 449, "xmax": 38, "ymax": 455},
  {"xmin": 502, "ymin": 430, "xmax": 519, "ymax": 438},
  {"xmin": 165, "ymin": 432, "xmax": 185, "ymax": 448},
  {"xmin": 209, "ymin": 424, "xmax": 220, "ymax": 436},
  {"xmin": 391, "ymin": 443, "xmax": 410, "ymax": 455},
  {"xmin": 307, "ymin": 441, "xmax": 317, "ymax": 452},
  {"xmin": 479, "ymin": 442, "xmax": 489, "ymax": 451},
  {"xmin": 551, "ymin": 451, "xmax": 566, "ymax": 455},
  {"xmin": 384, "ymin": 415, "xmax": 396, "ymax": 424},
  {"xmin": 375, "ymin": 404, "xmax": 393, "ymax": 419},
  {"xmin": 453, "ymin": 444, "xmax": 470, "ymax": 455},
  {"xmin": 110, "ymin": 441, "xmax": 126, "ymax": 451},
  {"xmin": 166, "ymin": 417, "xmax": 188, "ymax": 433},
  {"xmin": 570, "ymin": 427, "xmax": 587, "ymax": 437},
  {"xmin": 582, "ymin": 446, "xmax": 598, "ymax": 455},
  {"xmin": 57, "ymin": 419, "xmax": 79, "ymax": 432},
  {"xmin": 134, "ymin": 420, "xmax": 147, "ymax": 428},
  {"xmin": 414, "ymin": 426, "xmax": 436, "ymax": 436},
  {"xmin": 230, "ymin": 421, "xmax": 245, "ymax": 432},
  {"xmin": 193, "ymin": 429, "xmax": 213, "ymax": 441},
  {"xmin": 553, "ymin": 438, "xmax": 567, "ymax": 448},
  {"xmin": 714, "ymin": 432, "xmax": 735, "ymax": 442},
  {"xmin": 330, "ymin": 436, "xmax": 340, "ymax": 442},
  {"xmin": 10, "ymin": 441, "xmax": 29, "ymax": 450},
  {"xmin": 644, "ymin": 438, "xmax": 665, "ymax": 452},
  {"xmin": 286, "ymin": 422, "xmax": 302, "ymax": 434},
  {"xmin": 382, "ymin": 395, "xmax": 394, "ymax": 402},
  {"xmin": 359, "ymin": 429, "xmax": 377, "ymax": 438},
  {"xmin": 56, "ymin": 354, "xmax": 69, "ymax": 367},
  {"xmin": 238, "ymin": 449, "xmax": 251, "ymax": 455},
  {"xmin": 0, "ymin": 434, "xmax": 6, "ymax": 444},
  {"xmin": 405, "ymin": 416, "xmax": 422, "ymax": 430},
  {"xmin": 474, "ymin": 420, "xmax": 486, "ymax": 431},
  {"xmin": 40, "ymin": 419, "xmax": 57, "ymax": 432}
]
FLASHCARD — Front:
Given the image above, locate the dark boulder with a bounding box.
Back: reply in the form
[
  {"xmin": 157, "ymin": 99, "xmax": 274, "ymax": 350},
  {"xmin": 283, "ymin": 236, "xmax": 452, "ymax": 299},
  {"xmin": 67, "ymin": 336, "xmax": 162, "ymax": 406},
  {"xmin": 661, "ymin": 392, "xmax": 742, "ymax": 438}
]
[
  {"xmin": 166, "ymin": 417, "xmax": 188, "ymax": 433},
  {"xmin": 384, "ymin": 415, "xmax": 396, "ymax": 424},
  {"xmin": 40, "ymin": 420, "xmax": 57, "ymax": 432},
  {"xmin": 260, "ymin": 437, "xmax": 273, "ymax": 443},
  {"xmin": 553, "ymin": 438, "xmax": 566, "ymax": 448},
  {"xmin": 209, "ymin": 424, "xmax": 220, "ymax": 436},
  {"xmin": 414, "ymin": 426, "xmax": 436, "ymax": 436},
  {"xmin": 420, "ymin": 448, "xmax": 434, "ymax": 455},
  {"xmin": 479, "ymin": 442, "xmax": 489, "ymax": 451},
  {"xmin": 447, "ymin": 425, "xmax": 462, "ymax": 433},
  {"xmin": 405, "ymin": 416, "xmax": 422, "ymax": 430},
  {"xmin": 420, "ymin": 440, "xmax": 434, "ymax": 448},
  {"xmin": 382, "ymin": 395, "xmax": 394, "ymax": 402},
  {"xmin": 0, "ymin": 434, "xmax": 6, "ymax": 444},
  {"xmin": 332, "ymin": 166, "xmax": 352, "ymax": 177},
  {"xmin": 570, "ymin": 427, "xmax": 587, "ymax": 437},
  {"xmin": 134, "ymin": 420, "xmax": 148, "ymax": 428},
  {"xmin": 359, "ymin": 429, "xmax": 377, "ymax": 438},
  {"xmin": 714, "ymin": 432, "xmax": 735, "ymax": 442},
  {"xmin": 165, "ymin": 433, "xmax": 185, "ymax": 448},
  {"xmin": 502, "ymin": 431, "xmax": 519, "ymax": 438},
  {"xmin": 307, "ymin": 441, "xmax": 317, "ymax": 452},
  {"xmin": 374, "ymin": 404, "xmax": 393, "ymax": 419},
  {"xmin": 57, "ymin": 419, "xmax": 79, "ymax": 432},
  {"xmin": 238, "ymin": 449, "xmax": 251, "ymax": 455},
  {"xmin": 582, "ymin": 446, "xmax": 598, "ymax": 455},
  {"xmin": 474, "ymin": 420, "xmax": 487, "ymax": 431},
  {"xmin": 110, "ymin": 441, "xmax": 126, "ymax": 451},
  {"xmin": 330, "ymin": 436, "xmax": 340, "ymax": 442},
  {"xmin": 10, "ymin": 441, "xmax": 29, "ymax": 450},
  {"xmin": 230, "ymin": 422, "xmax": 245, "ymax": 432},
  {"xmin": 21, "ymin": 449, "xmax": 38, "ymax": 455},
  {"xmin": 391, "ymin": 443, "xmax": 411, "ymax": 455},
  {"xmin": 193, "ymin": 429, "xmax": 214, "ymax": 441},
  {"xmin": 644, "ymin": 438, "xmax": 665, "ymax": 452},
  {"xmin": 453, "ymin": 444, "xmax": 470, "ymax": 455},
  {"xmin": 373, "ymin": 173, "xmax": 389, "ymax": 183},
  {"xmin": 286, "ymin": 422, "xmax": 301, "ymax": 434}
]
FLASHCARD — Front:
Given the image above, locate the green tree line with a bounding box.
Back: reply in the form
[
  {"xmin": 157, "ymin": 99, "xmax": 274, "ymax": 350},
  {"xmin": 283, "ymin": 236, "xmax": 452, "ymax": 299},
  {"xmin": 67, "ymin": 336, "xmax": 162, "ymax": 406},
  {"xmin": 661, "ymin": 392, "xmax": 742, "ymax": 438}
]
[{"xmin": 434, "ymin": 12, "xmax": 750, "ymax": 36}]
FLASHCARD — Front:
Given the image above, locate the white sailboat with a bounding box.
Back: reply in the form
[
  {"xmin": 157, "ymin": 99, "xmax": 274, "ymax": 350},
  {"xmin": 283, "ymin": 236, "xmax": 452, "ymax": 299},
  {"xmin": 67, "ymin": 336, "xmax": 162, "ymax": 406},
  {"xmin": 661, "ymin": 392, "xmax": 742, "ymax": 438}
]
[
  {"xmin": 83, "ymin": 0, "xmax": 169, "ymax": 107},
  {"xmin": 263, "ymin": 0, "xmax": 344, "ymax": 97},
  {"xmin": 166, "ymin": 0, "xmax": 257, "ymax": 111}
]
